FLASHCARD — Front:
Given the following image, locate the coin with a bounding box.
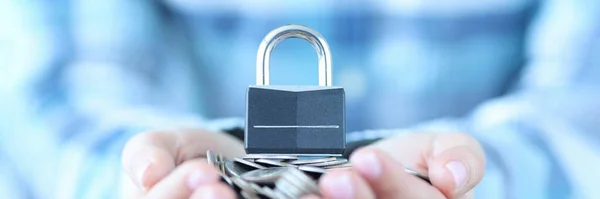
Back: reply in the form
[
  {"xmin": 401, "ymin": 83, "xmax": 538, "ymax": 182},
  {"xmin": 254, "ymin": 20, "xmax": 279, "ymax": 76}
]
[
  {"xmin": 275, "ymin": 168, "xmax": 319, "ymax": 198},
  {"xmin": 275, "ymin": 178, "xmax": 300, "ymax": 199},
  {"xmin": 324, "ymin": 162, "xmax": 352, "ymax": 169},
  {"xmin": 219, "ymin": 173, "xmax": 233, "ymax": 186},
  {"xmin": 255, "ymin": 158, "xmax": 296, "ymax": 167},
  {"xmin": 258, "ymin": 187, "xmax": 280, "ymax": 199},
  {"xmin": 242, "ymin": 154, "xmax": 298, "ymax": 160},
  {"xmin": 240, "ymin": 167, "xmax": 290, "ymax": 184},
  {"xmin": 281, "ymin": 172, "xmax": 313, "ymax": 195},
  {"xmin": 249, "ymin": 182, "xmax": 263, "ymax": 192},
  {"xmin": 231, "ymin": 177, "xmax": 256, "ymax": 194},
  {"xmin": 241, "ymin": 190, "xmax": 260, "ymax": 199},
  {"xmin": 304, "ymin": 159, "xmax": 348, "ymax": 167},
  {"xmin": 234, "ymin": 157, "xmax": 267, "ymax": 169},
  {"xmin": 218, "ymin": 153, "xmax": 226, "ymax": 173},
  {"xmin": 285, "ymin": 168, "xmax": 319, "ymax": 193},
  {"xmin": 297, "ymin": 166, "xmax": 327, "ymax": 174},
  {"xmin": 225, "ymin": 160, "xmax": 252, "ymax": 177},
  {"xmin": 209, "ymin": 150, "xmax": 432, "ymax": 198},
  {"xmin": 289, "ymin": 157, "xmax": 336, "ymax": 165},
  {"xmin": 206, "ymin": 150, "xmax": 219, "ymax": 168}
]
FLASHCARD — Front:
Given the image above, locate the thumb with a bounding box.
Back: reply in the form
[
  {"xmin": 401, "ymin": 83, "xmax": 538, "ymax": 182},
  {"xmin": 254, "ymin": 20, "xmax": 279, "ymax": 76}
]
[{"xmin": 428, "ymin": 133, "xmax": 486, "ymax": 199}]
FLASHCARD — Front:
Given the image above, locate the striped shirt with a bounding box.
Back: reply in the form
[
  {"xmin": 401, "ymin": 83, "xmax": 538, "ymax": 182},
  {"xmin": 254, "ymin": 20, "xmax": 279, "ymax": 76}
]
[{"xmin": 1, "ymin": 0, "xmax": 599, "ymax": 198}]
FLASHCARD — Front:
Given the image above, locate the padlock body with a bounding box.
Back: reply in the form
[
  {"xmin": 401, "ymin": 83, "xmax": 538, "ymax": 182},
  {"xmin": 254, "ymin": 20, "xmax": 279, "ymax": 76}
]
[{"xmin": 245, "ymin": 86, "xmax": 345, "ymax": 155}]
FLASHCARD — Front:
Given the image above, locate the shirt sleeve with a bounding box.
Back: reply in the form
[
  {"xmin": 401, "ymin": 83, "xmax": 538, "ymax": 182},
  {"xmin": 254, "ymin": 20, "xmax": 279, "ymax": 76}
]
[
  {"xmin": 348, "ymin": 1, "xmax": 600, "ymax": 198},
  {"xmin": 26, "ymin": 1, "xmax": 243, "ymax": 198}
]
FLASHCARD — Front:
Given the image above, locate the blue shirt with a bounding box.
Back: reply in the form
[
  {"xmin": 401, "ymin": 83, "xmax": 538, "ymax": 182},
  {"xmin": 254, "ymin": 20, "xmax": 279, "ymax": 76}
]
[{"xmin": 1, "ymin": 0, "xmax": 599, "ymax": 198}]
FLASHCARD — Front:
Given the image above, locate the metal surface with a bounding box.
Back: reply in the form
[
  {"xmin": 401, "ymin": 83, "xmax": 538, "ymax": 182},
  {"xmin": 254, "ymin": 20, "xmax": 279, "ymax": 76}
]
[
  {"xmin": 289, "ymin": 157, "xmax": 336, "ymax": 165},
  {"xmin": 278, "ymin": 167, "xmax": 319, "ymax": 196},
  {"xmin": 240, "ymin": 167, "xmax": 290, "ymax": 184},
  {"xmin": 324, "ymin": 162, "xmax": 353, "ymax": 169},
  {"xmin": 206, "ymin": 150, "xmax": 219, "ymax": 168},
  {"xmin": 253, "ymin": 125, "xmax": 340, "ymax": 129},
  {"xmin": 304, "ymin": 159, "xmax": 348, "ymax": 167},
  {"xmin": 220, "ymin": 173, "xmax": 233, "ymax": 186},
  {"xmin": 255, "ymin": 158, "xmax": 296, "ymax": 167},
  {"xmin": 225, "ymin": 160, "xmax": 252, "ymax": 177},
  {"xmin": 231, "ymin": 177, "xmax": 259, "ymax": 198},
  {"xmin": 297, "ymin": 165, "xmax": 327, "ymax": 174},
  {"xmin": 242, "ymin": 154, "xmax": 298, "ymax": 160},
  {"xmin": 256, "ymin": 24, "xmax": 332, "ymax": 86},
  {"xmin": 259, "ymin": 187, "xmax": 280, "ymax": 199},
  {"xmin": 234, "ymin": 157, "xmax": 267, "ymax": 170},
  {"xmin": 246, "ymin": 153, "xmax": 342, "ymax": 157},
  {"xmin": 208, "ymin": 150, "xmax": 433, "ymax": 199}
]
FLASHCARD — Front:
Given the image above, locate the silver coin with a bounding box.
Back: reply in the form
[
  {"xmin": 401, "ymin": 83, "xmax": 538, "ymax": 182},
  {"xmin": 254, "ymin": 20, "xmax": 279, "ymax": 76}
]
[
  {"xmin": 275, "ymin": 178, "xmax": 301, "ymax": 199},
  {"xmin": 304, "ymin": 159, "xmax": 348, "ymax": 167},
  {"xmin": 219, "ymin": 173, "xmax": 233, "ymax": 186},
  {"xmin": 225, "ymin": 160, "xmax": 252, "ymax": 177},
  {"xmin": 324, "ymin": 162, "xmax": 353, "ymax": 169},
  {"xmin": 234, "ymin": 157, "xmax": 267, "ymax": 169},
  {"xmin": 245, "ymin": 183, "xmax": 265, "ymax": 199},
  {"xmin": 206, "ymin": 150, "xmax": 219, "ymax": 168},
  {"xmin": 240, "ymin": 167, "xmax": 289, "ymax": 184},
  {"xmin": 270, "ymin": 188, "xmax": 292, "ymax": 199},
  {"xmin": 259, "ymin": 187, "xmax": 280, "ymax": 199},
  {"xmin": 248, "ymin": 183, "xmax": 263, "ymax": 192},
  {"xmin": 231, "ymin": 177, "xmax": 256, "ymax": 194},
  {"xmin": 276, "ymin": 171, "xmax": 318, "ymax": 198},
  {"xmin": 241, "ymin": 190, "xmax": 260, "ymax": 199},
  {"xmin": 242, "ymin": 154, "xmax": 298, "ymax": 160},
  {"xmin": 298, "ymin": 165, "xmax": 327, "ymax": 174},
  {"xmin": 280, "ymin": 172, "xmax": 313, "ymax": 195},
  {"xmin": 289, "ymin": 157, "xmax": 336, "ymax": 165},
  {"xmin": 218, "ymin": 154, "xmax": 227, "ymax": 173},
  {"xmin": 255, "ymin": 158, "xmax": 297, "ymax": 167},
  {"xmin": 285, "ymin": 168, "xmax": 319, "ymax": 194}
]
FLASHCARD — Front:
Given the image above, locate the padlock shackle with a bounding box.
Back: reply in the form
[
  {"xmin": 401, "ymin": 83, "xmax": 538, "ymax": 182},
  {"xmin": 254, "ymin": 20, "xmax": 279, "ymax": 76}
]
[{"xmin": 256, "ymin": 25, "xmax": 332, "ymax": 86}]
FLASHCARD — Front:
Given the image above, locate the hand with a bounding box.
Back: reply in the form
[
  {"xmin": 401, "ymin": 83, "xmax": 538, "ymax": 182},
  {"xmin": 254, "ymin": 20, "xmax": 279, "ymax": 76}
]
[
  {"xmin": 120, "ymin": 128, "xmax": 245, "ymax": 198},
  {"xmin": 311, "ymin": 132, "xmax": 486, "ymax": 199}
]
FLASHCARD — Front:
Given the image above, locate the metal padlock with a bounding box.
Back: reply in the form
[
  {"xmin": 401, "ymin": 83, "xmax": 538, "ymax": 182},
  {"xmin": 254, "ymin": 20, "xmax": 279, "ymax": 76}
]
[{"xmin": 245, "ymin": 25, "xmax": 345, "ymax": 156}]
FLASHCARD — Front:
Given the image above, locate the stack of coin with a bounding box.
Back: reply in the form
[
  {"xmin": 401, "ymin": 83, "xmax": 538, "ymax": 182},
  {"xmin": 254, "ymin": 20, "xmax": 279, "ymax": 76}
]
[
  {"xmin": 206, "ymin": 150, "xmax": 429, "ymax": 199},
  {"xmin": 206, "ymin": 150, "xmax": 352, "ymax": 199}
]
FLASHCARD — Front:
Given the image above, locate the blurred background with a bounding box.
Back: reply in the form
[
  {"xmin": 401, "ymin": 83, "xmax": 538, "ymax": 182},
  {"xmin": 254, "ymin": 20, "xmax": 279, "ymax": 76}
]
[{"xmin": 1, "ymin": 0, "xmax": 599, "ymax": 198}]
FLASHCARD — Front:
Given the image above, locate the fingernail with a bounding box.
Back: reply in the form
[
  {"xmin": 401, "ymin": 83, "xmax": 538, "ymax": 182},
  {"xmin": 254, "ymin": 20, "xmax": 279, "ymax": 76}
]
[
  {"xmin": 446, "ymin": 161, "xmax": 467, "ymax": 188},
  {"xmin": 351, "ymin": 150, "xmax": 382, "ymax": 180},
  {"xmin": 187, "ymin": 169, "xmax": 212, "ymax": 189},
  {"xmin": 323, "ymin": 172, "xmax": 353, "ymax": 199},
  {"xmin": 135, "ymin": 158, "xmax": 152, "ymax": 189}
]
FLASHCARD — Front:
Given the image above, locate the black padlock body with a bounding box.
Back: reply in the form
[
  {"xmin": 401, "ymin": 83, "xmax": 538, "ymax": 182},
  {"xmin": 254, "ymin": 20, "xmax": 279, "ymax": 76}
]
[{"xmin": 245, "ymin": 86, "xmax": 345, "ymax": 155}]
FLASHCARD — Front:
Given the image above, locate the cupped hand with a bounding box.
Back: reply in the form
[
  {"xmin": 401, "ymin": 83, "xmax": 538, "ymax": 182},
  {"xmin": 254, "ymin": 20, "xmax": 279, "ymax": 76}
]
[
  {"xmin": 120, "ymin": 129, "xmax": 245, "ymax": 198},
  {"xmin": 312, "ymin": 132, "xmax": 486, "ymax": 199}
]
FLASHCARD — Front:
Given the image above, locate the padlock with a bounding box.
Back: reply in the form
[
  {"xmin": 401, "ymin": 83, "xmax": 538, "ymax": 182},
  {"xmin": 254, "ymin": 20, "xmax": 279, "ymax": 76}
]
[{"xmin": 245, "ymin": 25, "xmax": 346, "ymax": 156}]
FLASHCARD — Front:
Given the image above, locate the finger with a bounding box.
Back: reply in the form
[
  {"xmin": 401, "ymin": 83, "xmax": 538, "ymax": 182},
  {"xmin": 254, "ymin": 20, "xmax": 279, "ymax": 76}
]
[
  {"xmin": 350, "ymin": 147, "xmax": 446, "ymax": 199},
  {"xmin": 319, "ymin": 169, "xmax": 376, "ymax": 199},
  {"xmin": 460, "ymin": 190, "xmax": 474, "ymax": 199},
  {"xmin": 369, "ymin": 132, "xmax": 437, "ymax": 173},
  {"xmin": 143, "ymin": 159, "xmax": 221, "ymax": 199},
  {"xmin": 121, "ymin": 131, "xmax": 177, "ymax": 190},
  {"xmin": 120, "ymin": 170, "xmax": 145, "ymax": 198},
  {"xmin": 428, "ymin": 134, "xmax": 485, "ymax": 198},
  {"xmin": 190, "ymin": 182, "xmax": 237, "ymax": 199},
  {"xmin": 121, "ymin": 129, "xmax": 245, "ymax": 189},
  {"xmin": 371, "ymin": 132, "xmax": 486, "ymax": 199}
]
